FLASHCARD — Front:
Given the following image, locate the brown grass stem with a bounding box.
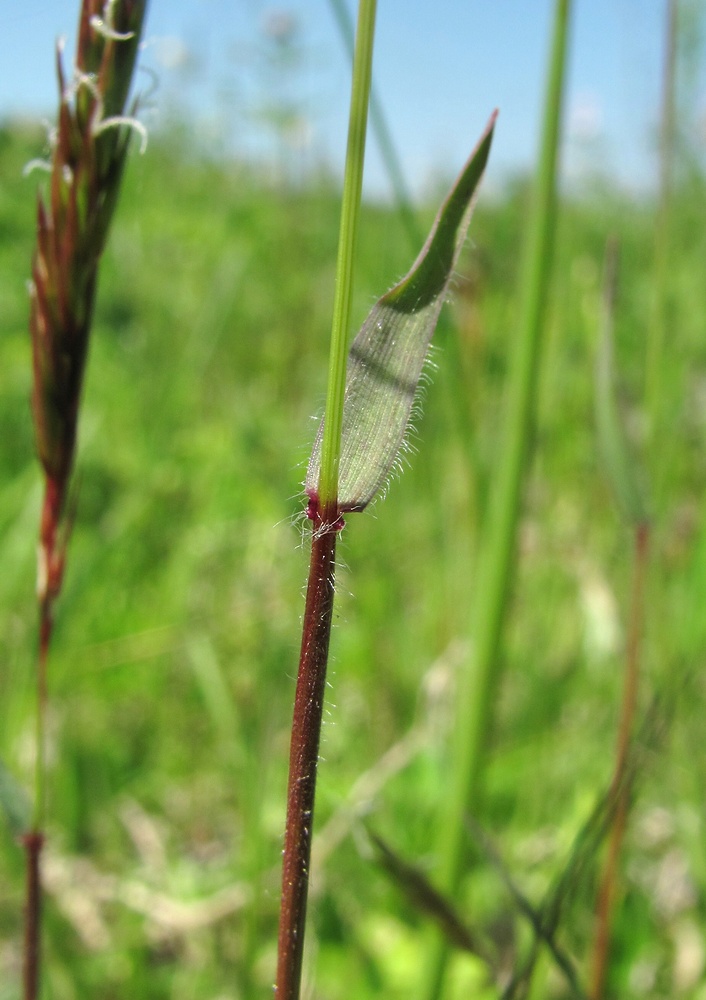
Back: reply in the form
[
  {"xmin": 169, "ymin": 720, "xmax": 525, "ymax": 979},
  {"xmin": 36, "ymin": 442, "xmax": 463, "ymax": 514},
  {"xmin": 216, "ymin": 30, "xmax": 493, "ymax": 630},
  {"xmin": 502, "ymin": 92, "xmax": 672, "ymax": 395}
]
[
  {"xmin": 21, "ymin": 830, "xmax": 44, "ymax": 1000},
  {"xmin": 24, "ymin": 477, "xmax": 67, "ymax": 1000},
  {"xmin": 275, "ymin": 508, "xmax": 340, "ymax": 1000},
  {"xmin": 589, "ymin": 520, "xmax": 649, "ymax": 1000},
  {"xmin": 276, "ymin": 5, "xmax": 376, "ymax": 994},
  {"xmin": 24, "ymin": 2, "xmax": 148, "ymax": 994}
]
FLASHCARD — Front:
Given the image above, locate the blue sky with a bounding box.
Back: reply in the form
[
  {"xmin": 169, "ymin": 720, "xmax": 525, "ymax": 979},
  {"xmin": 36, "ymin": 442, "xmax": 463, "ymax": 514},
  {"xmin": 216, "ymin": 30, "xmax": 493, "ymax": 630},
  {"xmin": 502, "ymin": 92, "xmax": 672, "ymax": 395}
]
[{"xmin": 3, "ymin": 2, "xmax": 697, "ymax": 198}]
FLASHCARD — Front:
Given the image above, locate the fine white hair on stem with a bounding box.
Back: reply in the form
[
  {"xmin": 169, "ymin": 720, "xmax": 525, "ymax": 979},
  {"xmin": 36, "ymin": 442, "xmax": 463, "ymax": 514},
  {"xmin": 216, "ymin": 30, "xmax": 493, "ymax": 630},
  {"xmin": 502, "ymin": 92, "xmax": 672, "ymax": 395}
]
[
  {"xmin": 90, "ymin": 0, "xmax": 135, "ymax": 42},
  {"xmin": 68, "ymin": 69, "xmax": 101, "ymax": 108},
  {"xmin": 23, "ymin": 159, "xmax": 53, "ymax": 178},
  {"xmin": 64, "ymin": 70, "xmax": 148, "ymax": 154},
  {"xmin": 136, "ymin": 65, "xmax": 160, "ymax": 107},
  {"xmin": 90, "ymin": 14, "xmax": 135, "ymax": 42},
  {"xmin": 286, "ymin": 504, "xmax": 311, "ymax": 551},
  {"xmin": 93, "ymin": 115, "xmax": 149, "ymax": 154},
  {"xmin": 31, "ymin": 118, "xmax": 59, "ymax": 158}
]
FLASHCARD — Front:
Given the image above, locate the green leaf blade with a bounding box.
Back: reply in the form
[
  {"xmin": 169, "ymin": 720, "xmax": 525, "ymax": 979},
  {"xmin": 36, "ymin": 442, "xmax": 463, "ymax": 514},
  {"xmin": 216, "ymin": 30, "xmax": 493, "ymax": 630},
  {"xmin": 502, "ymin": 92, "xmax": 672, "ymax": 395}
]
[{"xmin": 306, "ymin": 111, "xmax": 497, "ymax": 513}]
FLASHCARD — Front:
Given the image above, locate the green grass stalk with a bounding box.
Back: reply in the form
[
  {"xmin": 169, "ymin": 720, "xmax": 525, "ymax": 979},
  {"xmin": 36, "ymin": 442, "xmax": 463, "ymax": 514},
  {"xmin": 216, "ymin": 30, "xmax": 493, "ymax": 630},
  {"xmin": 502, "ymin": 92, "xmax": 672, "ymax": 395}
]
[
  {"xmin": 645, "ymin": 0, "xmax": 678, "ymax": 452},
  {"xmin": 316, "ymin": 0, "xmax": 377, "ymax": 514},
  {"xmin": 275, "ymin": 2, "xmax": 376, "ymax": 996},
  {"xmin": 326, "ymin": 0, "xmax": 422, "ymax": 252},
  {"xmin": 423, "ymin": 2, "xmax": 571, "ymax": 996}
]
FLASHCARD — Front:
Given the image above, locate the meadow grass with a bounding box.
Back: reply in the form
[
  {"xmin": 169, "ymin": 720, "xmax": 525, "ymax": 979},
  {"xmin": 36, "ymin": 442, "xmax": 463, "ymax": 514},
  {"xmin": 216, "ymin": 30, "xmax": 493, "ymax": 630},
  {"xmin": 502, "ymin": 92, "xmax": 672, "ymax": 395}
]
[{"xmin": 1, "ymin": 103, "xmax": 706, "ymax": 1000}]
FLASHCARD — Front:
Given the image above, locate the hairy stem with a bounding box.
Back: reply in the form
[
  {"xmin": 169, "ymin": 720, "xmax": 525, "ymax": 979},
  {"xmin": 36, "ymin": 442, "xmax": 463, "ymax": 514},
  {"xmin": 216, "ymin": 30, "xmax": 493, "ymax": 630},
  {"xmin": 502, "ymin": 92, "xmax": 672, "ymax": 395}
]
[
  {"xmin": 276, "ymin": 4, "xmax": 375, "ymax": 994},
  {"xmin": 276, "ymin": 511, "xmax": 339, "ymax": 999},
  {"xmin": 22, "ymin": 830, "xmax": 44, "ymax": 1000}
]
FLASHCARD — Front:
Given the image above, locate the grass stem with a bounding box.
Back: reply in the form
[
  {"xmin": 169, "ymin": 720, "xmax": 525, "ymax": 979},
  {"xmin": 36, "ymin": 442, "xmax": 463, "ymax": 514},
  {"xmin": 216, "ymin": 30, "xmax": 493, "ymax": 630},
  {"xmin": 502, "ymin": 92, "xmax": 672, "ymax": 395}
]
[
  {"xmin": 645, "ymin": 0, "xmax": 678, "ymax": 453},
  {"xmin": 422, "ymin": 2, "xmax": 571, "ymax": 995},
  {"xmin": 21, "ymin": 830, "xmax": 44, "ymax": 1000},
  {"xmin": 276, "ymin": 3, "xmax": 376, "ymax": 995},
  {"xmin": 275, "ymin": 512, "xmax": 339, "ymax": 999},
  {"xmin": 24, "ymin": 3, "xmax": 148, "ymax": 993},
  {"xmin": 318, "ymin": 0, "xmax": 377, "ymax": 511},
  {"xmin": 326, "ymin": 0, "xmax": 422, "ymax": 252},
  {"xmin": 275, "ymin": 511, "xmax": 338, "ymax": 1000},
  {"xmin": 589, "ymin": 521, "xmax": 649, "ymax": 1000}
]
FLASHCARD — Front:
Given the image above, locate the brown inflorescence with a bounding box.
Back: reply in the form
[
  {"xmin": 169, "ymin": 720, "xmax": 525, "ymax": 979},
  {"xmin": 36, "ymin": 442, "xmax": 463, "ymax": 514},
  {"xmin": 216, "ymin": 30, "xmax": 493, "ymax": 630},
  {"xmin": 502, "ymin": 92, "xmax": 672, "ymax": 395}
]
[{"xmin": 29, "ymin": 0, "xmax": 148, "ymax": 530}]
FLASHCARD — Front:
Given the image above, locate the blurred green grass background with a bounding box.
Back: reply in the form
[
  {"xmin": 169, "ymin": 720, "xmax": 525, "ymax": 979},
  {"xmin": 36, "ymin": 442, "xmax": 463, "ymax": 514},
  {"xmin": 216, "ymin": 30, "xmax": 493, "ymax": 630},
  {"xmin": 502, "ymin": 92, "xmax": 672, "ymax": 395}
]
[{"xmin": 1, "ymin": 117, "xmax": 706, "ymax": 998}]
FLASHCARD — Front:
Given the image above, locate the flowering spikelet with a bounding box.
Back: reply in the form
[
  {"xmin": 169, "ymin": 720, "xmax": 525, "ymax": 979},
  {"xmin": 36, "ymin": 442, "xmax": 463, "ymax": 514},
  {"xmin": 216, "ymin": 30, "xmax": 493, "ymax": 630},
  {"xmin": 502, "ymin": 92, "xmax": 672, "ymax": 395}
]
[
  {"xmin": 29, "ymin": 0, "xmax": 148, "ymax": 599},
  {"xmin": 24, "ymin": 10, "xmax": 148, "ymax": 992}
]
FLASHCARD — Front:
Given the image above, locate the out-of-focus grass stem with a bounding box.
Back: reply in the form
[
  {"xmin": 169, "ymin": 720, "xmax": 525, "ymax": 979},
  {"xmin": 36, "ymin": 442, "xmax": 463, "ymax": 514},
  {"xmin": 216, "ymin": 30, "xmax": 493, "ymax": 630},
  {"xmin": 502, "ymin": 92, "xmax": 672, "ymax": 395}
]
[
  {"xmin": 645, "ymin": 0, "xmax": 678, "ymax": 463},
  {"xmin": 24, "ymin": 2, "xmax": 148, "ymax": 995},
  {"xmin": 422, "ymin": 1, "xmax": 571, "ymax": 996},
  {"xmin": 590, "ymin": 237, "xmax": 650, "ymax": 999},
  {"xmin": 589, "ymin": 522, "xmax": 649, "ymax": 1000}
]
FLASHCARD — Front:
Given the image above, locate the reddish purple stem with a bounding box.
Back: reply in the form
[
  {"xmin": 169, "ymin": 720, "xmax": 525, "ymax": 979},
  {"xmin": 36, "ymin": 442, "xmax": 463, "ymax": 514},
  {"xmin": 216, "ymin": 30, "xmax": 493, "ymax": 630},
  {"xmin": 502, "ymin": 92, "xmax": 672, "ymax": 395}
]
[
  {"xmin": 590, "ymin": 520, "xmax": 649, "ymax": 999},
  {"xmin": 275, "ymin": 503, "xmax": 341, "ymax": 999},
  {"xmin": 22, "ymin": 831, "xmax": 44, "ymax": 1000}
]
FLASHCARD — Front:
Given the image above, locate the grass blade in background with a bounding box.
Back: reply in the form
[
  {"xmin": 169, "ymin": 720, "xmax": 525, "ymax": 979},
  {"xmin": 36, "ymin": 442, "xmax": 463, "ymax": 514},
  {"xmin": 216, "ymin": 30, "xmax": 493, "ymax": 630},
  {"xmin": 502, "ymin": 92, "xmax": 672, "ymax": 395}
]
[
  {"xmin": 25, "ymin": 2, "xmax": 148, "ymax": 996},
  {"xmin": 423, "ymin": 2, "xmax": 571, "ymax": 996},
  {"xmin": 645, "ymin": 0, "xmax": 678, "ymax": 460},
  {"xmin": 590, "ymin": 237, "xmax": 650, "ymax": 1000}
]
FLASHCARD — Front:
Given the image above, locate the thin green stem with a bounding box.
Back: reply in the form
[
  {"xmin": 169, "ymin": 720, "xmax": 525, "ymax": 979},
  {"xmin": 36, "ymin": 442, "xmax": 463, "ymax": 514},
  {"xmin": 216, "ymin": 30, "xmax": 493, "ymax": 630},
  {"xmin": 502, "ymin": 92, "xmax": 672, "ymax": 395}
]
[
  {"xmin": 317, "ymin": 0, "xmax": 377, "ymax": 511},
  {"xmin": 276, "ymin": 4, "xmax": 376, "ymax": 995},
  {"xmin": 645, "ymin": 0, "xmax": 678, "ymax": 454},
  {"xmin": 422, "ymin": 1, "xmax": 571, "ymax": 996},
  {"xmin": 326, "ymin": 0, "xmax": 421, "ymax": 252}
]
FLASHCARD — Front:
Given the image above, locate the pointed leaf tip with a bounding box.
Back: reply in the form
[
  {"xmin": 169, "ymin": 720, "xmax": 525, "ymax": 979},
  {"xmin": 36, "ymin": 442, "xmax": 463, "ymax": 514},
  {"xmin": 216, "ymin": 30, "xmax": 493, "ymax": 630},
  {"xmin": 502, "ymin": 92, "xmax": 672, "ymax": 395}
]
[{"xmin": 307, "ymin": 111, "xmax": 497, "ymax": 513}]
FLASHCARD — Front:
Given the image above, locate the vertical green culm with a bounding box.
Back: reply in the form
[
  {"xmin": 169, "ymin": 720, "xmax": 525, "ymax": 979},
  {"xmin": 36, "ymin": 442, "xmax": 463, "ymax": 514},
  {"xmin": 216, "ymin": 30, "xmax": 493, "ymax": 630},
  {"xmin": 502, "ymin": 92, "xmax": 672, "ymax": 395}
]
[{"xmin": 275, "ymin": 5, "xmax": 376, "ymax": 999}]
